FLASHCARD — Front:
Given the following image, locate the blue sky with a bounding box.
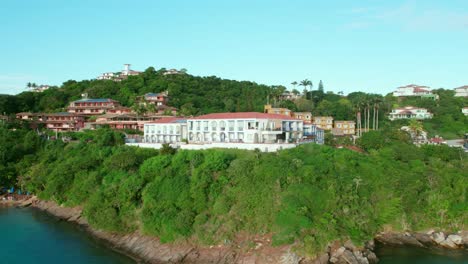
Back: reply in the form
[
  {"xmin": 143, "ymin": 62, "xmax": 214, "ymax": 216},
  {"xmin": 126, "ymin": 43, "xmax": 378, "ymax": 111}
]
[{"xmin": 1, "ymin": 0, "xmax": 467, "ymax": 95}]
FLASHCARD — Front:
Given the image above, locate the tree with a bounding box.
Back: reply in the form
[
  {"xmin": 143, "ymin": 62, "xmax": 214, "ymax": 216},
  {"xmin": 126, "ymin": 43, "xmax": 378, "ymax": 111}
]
[
  {"xmin": 26, "ymin": 82, "xmax": 32, "ymax": 90},
  {"xmin": 318, "ymin": 80, "xmax": 324, "ymax": 92},
  {"xmin": 291, "ymin": 81, "xmax": 298, "ymax": 90},
  {"xmin": 300, "ymin": 79, "xmax": 312, "ymax": 98}
]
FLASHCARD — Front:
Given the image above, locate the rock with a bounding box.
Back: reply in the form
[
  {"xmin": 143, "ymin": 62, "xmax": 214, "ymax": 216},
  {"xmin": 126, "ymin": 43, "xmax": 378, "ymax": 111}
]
[
  {"xmin": 364, "ymin": 250, "xmax": 378, "ymax": 264},
  {"xmin": 432, "ymin": 232, "xmax": 445, "ymax": 244},
  {"xmin": 447, "ymin": 235, "xmax": 463, "ymax": 246},
  {"xmin": 365, "ymin": 240, "xmax": 375, "ymax": 250},
  {"xmin": 302, "ymin": 253, "xmax": 329, "ymax": 264},
  {"xmin": 340, "ymin": 249, "xmax": 359, "ymax": 264},
  {"xmin": 344, "ymin": 240, "xmax": 357, "ymax": 251},
  {"xmin": 439, "ymin": 238, "xmax": 457, "ymax": 249},
  {"xmin": 329, "ymin": 247, "xmax": 346, "ymax": 263},
  {"xmin": 413, "ymin": 233, "xmax": 434, "ymax": 247},
  {"xmin": 352, "ymin": 250, "xmax": 369, "ymax": 264},
  {"xmin": 376, "ymin": 232, "xmax": 423, "ymax": 247},
  {"xmin": 459, "ymin": 231, "xmax": 468, "ymax": 247}
]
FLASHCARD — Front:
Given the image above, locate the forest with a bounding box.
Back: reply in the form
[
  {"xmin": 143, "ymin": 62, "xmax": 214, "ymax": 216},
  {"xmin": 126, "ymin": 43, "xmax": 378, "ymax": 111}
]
[{"xmin": 1, "ymin": 126, "xmax": 466, "ymax": 256}]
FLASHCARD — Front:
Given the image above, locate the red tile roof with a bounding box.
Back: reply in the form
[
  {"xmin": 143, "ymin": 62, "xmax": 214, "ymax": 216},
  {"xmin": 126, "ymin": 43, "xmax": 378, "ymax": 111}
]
[
  {"xmin": 455, "ymin": 85, "xmax": 468, "ymax": 89},
  {"xmin": 189, "ymin": 112, "xmax": 300, "ymax": 120}
]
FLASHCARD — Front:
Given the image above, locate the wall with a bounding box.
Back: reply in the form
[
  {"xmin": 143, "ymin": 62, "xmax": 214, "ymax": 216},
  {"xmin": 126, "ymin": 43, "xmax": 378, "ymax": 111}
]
[{"xmin": 126, "ymin": 142, "xmax": 298, "ymax": 152}]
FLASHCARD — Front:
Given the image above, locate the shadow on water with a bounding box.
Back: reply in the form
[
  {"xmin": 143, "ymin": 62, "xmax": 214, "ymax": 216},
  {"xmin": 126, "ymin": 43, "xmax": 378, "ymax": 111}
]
[
  {"xmin": 0, "ymin": 207, "xmax": 135, "ymax": 264},
  {"xmin": 375, "ymin": 241, "xmax": 468, "ymax": 264}
]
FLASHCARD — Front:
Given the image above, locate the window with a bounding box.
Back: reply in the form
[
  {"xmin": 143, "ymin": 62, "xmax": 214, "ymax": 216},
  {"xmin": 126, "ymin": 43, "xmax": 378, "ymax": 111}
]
[
  {"xmin": 219, "ymin": 121, "xmax": 226, "ymax": 131},
  {"xmin": 237, "ymin": 120, "xmax": 244, "ymax": 131},
  {"xmin": 211, "ymin": 121, "xmax": 217, "ymax": 130}
]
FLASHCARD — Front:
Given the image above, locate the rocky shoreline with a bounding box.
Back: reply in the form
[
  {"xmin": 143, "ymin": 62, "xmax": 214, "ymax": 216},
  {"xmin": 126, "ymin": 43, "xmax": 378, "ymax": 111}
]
[{"xmin": 6, "ymin": 197, "xmax": 466, "ymax": 264}]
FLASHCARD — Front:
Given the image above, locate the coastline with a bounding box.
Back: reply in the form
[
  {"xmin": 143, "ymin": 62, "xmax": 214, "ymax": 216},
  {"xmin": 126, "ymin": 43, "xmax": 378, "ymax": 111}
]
[{"xmin": 3, "ymin": 197, "xmax": 466, "ymax": 264}]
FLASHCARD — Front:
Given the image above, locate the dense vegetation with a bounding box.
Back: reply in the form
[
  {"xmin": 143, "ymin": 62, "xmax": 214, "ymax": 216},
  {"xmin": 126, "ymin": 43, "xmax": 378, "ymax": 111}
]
[
  {"xmin": 1, "ymin": 68, "xmax": 466, "ymax": 139},
  {"xmin": 2, "ymin": 126, "xmax": 466, "ymax": 255}
]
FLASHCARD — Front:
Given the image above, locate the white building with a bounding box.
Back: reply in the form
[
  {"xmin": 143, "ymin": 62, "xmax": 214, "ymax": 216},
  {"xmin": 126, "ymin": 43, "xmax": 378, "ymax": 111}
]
[
  {"xmin": 389, "ymin": 106, "xmax": 433, "ymax": 121},
  {"xmin": 454, "ymin": 86, "xmax": 468, "ymax": 97},
  {"xmin": 187, "ymin": 112, "xmax": 303, "ymax": 144},
  {"xmin": 393, "ymin": 84, "xmax": 439, "ymax": 99},
  {"xmin": 97, "ymin": 64, "xmax": 141, "ymax": 81},
  {"xmin": 144, "ymin": 118, "xmax": 187, "ymax": 143},
  {"xmin": 462, "ymin": 107, "xmax": 468, "ymax": 116}
]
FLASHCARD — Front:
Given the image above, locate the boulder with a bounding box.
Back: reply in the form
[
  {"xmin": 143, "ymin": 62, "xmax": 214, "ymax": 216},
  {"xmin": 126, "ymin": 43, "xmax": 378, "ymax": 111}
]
[
  {"xmin": 364, "ymin": 240, "xmax": 375, "ymax": 251},
  {"xmin": 329, "ymin": 247, "xmax": 346, "ymax": 263},
  {"xmin": 413, "ymin": 232, "xmax": 434, "ymax": 247},
  {"xmin": 447, "ymin": 235, "xmax": 463, "ymax": 246},
  {"xmin": 431, "ymin": 232, "xmax": 445, "ymax": 244},
  {"xmin": 439, "ymin": 238, "xmax": 457, "ymax": 249}
]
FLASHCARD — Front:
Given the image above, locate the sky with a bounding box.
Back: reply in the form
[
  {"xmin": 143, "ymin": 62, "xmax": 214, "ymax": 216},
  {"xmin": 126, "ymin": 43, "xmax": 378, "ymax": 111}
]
[{"xmin": 1, "ymin": 0, "xmax": 467, "ymax": 95}]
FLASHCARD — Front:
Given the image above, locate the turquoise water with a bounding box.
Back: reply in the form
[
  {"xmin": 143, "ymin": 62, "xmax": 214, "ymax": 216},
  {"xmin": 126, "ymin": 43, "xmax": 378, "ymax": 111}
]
[
  {"xmin": 0, "ymin": 207, "xmax": 135, "ymax": 264},
  {"xmin": 1, "ymin": 207, "xmax": 467, "ymax": 264},
  {"xmin": 376, "ymin": 243, "xmax": 468, "ymax": 264}
]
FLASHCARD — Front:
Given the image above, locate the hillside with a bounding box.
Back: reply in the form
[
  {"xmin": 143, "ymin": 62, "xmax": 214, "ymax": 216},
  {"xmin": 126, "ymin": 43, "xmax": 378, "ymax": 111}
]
[{"xmin": 1, "ymin": 127, "xmax": 466, "ymax": 257}]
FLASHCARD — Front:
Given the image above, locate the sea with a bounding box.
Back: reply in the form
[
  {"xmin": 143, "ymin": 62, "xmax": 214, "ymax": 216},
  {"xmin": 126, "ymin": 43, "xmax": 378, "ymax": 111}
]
[{"xmin": 0, "ymin": 207, "xmax": 466, "ymax": 264}]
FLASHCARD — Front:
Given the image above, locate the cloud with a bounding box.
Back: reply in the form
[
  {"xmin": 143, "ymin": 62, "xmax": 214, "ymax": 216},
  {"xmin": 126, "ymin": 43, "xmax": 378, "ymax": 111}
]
[{"xmin": 344, "ymin": 1, "xmax": 468, "ymax": 31}]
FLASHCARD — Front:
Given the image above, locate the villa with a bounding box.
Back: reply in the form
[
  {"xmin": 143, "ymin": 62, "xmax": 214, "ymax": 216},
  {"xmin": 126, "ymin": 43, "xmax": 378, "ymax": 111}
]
[
  {"xmin": 264, "ymin": 104, "xmax": 292, "ymax": 117},
  {"xmin": 97, "ymin": 64, "xmax": 141, "ymax": 81},
  {"xmin": 313, "ymin": 116, "xmax": 334, "ymax": 130},
  {"xmin": 388, "ymin": 106, "xmax": 433, "ymax": 120},
  {"xmin": 143, "ymin": 91, "xmax": 169, "ymax": 106},
  {"xmin": 67, "ymin": 97, "xmax": 121, "ymax": 115},
  {"xmin": 293, "ymin": 112, "xmax": 312, "ymax": 123},
  {"xmin": 43, "ymin": 112, "xmax": 85, "ymax": 132},
  {"xmin": 332, "ymin": 121, "xmax": 356, "ymax": 136},
  {"xmin": 454, "ymin": 86, "xmax": 468, "ymax": 97},
  {"xmin": 144, "ymin": 118, "xmax": 187, "ymax": 143},
  {"xmin": 187, "ymin": 112, "xmax": 303, "ymax": 144}
]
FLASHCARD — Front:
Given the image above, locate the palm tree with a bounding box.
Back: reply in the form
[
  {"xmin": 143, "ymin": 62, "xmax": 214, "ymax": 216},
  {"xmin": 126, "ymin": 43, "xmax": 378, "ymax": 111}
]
[
  {"xmin": 300, "ymin": 79, "xmax": 312, "ymax": 98},
  {"xmin": 26, "ymin": 82, "xmax": 32, "ymax": 90},
  {"xmin": 291, "ymin": 81, "xmax": 298, "ymax": 90},
  {"xmin": 408, "ymin": 119, "xmax": 424, "ymax": 143}
]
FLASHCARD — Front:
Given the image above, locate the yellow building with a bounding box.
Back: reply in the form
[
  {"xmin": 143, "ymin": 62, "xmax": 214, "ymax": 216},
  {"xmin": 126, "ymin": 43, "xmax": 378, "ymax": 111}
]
[
  {"xmin": 313, "ymin": 116, "xmax": 333, "ymax": 130},
  {"xmin": 293, "ymin": 112, "xmax": 312, "ymax": 123},
  {"xmin": 333, "ymin": 121, "xmax": 356, "ymax": 135},
  {"xmin": 264, "ymin": 104, "xmax": 292, "ymax": 117}
]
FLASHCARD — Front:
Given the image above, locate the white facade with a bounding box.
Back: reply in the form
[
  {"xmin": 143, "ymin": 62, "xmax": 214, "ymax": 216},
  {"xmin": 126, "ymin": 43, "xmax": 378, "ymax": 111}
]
[
  {"xmin": 462, "ymin": 107, "xmax": 468, "ymax": 116},
  {"xmin": 144, "ymin": 119, "xmax": 187, "ymax": 143},
  {"xmin": 454, "ymin": 86, "xmax": 468, "ymax": 97},
  {"xmin": 389, "ymin": 107, "xmax": 433, "ymax": 120},
  {"xmin": 393, "ymin": 85, "xmax": 432, "ymax": 97},
  {"xmin": 187, "ymin": 113, "xmax": 303, "ymax": 144}
]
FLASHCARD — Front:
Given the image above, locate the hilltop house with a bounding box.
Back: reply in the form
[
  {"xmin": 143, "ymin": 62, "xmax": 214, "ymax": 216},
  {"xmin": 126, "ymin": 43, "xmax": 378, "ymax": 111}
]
[
  {"xmin": 279, "ymin": 91, "xmax": 301, "ymax": 101},
  {"xmin": 454, "ymin": 86, "xmax": 468, "ymax": 97},
  {"xmin": 97, "ymin": 64, "xmax": 141, "ymax": 81},
  {"xmin": 67, "ymin": 97, "xmax": 121, "ymax": 115},
  {"xmin": 393, "ymin": 84, "xmax": 438, "ymax": 99},
  {"xmin": 389, "ymin": 106, "xmax": 433, "ymax": 120}
]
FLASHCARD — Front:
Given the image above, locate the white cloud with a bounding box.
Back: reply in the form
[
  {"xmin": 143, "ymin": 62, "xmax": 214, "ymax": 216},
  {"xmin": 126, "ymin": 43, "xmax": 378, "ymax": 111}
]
[{"xmin": 345, "ymin": 1, "xmax": 468, "ymax": 31}]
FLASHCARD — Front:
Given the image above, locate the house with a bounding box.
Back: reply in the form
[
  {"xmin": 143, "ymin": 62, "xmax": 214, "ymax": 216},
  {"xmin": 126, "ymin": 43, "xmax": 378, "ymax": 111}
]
[
  {"xmin": 67, "ymin": 97, "xmax": 121, "ymax": 115},
  {"xmin": 43, "ymin": 112, "xmax": 85, "ymax": 132},
  {"xmin": 293, "ymin": 112, "xmax": 312, "ymax": 123},
  {"xmin": 0, "ymin": 115, "xmax": 7, "ymax": 123},
  {"xmin": 389, "ymin": 106, "xmax": 433, "ymax": 120},
  {"xmin": 187, "ymin": 112, "xmax": 303, "ymax": 144},
  {"xmin": 15, "ymin": 112, "xmax": 45, "ymax": 121},
  {"xmin": 454, "ymin": 86, "xmax": 468, "ymax": 97},
  {"xmin": 333, "ymin": 121, "xmax": 356, "ymax": 136},
  {"xmin": 279, "ymin": 91, "xmax": 301, "ymax": 101},
  {"xmin": 303, "ymin": 123, "xmax": 324, "ymax": 144},
  {"xmin": 31, "ymin": 85, "xmax": 51, "ymax": 92},
  {"xmin": 264, "ymin": 104, "xmax": 292, "ymax": 117},
  {"xmin": 90, "ymin": 113, "xmax": 150, "ymax": 131},
  {"xmin": 392, "ymin": 84, "xmax": 439, "ymax": 100},
  {"xmin": 144, "ymin": 118, "xmax": 187, "ymax": 143},
  {"xmin": 97, "ymin": 64, "xmax": 142, "ymax": 81},
  {"xmin": 107, "ymin": 107, "xmax": 133, "ymax": 115},
  {"xmin": 144, "ymin": 91, "xmax": 169, "ymax": 106},
  {"xmin": 163, "ymin": 69, "xmax": 183, "ymax": 75},
  {"xmin": 429, "ymin": 136, "xmax": 446, "ymax": 145},
  {"xmin": 463, "ymin": 107, "xmax": 468, "ymax": 116},
  {"xmin": 313, "ymin": 116, "xmax": 333, "ymax": 130}
]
